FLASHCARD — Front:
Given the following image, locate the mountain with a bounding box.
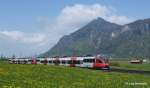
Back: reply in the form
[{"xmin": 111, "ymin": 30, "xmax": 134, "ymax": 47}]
[
  {"xmin": 42, "ymin": 18, "xmax": 150, "ymax": 58},
  {"xmin": 112, "ymin": 18, "xmax": 150, "ymax": 57}
]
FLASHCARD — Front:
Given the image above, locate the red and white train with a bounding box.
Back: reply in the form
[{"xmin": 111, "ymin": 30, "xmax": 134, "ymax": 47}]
[{"xmin": 8, "ymin": 55, "xmax": 110, "ymax": 69}]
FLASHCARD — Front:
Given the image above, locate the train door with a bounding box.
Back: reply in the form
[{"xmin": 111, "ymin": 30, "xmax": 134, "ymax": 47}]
[
  {"xmin": 27, "ymin": 59, "xmax": 32, "ymax": 64},
  {"xmin": 75, "ymin": 57, "xmax": 83, "ymax": 67},
  {"xmin": 36, "ymin": 59, "xmax": 40, "ymax": 64},
  {"xmin": 12, "ymin": 59, "xmax": 15, "ymax": 64},
  {"xmin": 44, "ymin": 58, "xmax": 48, "ymax": 65},
  {"xmin": 24, "ymin": 59, "xmax": 28, "ymax": 64},
  {"xmin": 54, "ymin": 57, "xmax": 60, "ymax": 65},
  {"xmin": 31, "ymin": 58, "xmax": 37, "ymax": 64},
  {"xmin": 75, "ymin": 60, "xmax": 81, "ymax": 67}
]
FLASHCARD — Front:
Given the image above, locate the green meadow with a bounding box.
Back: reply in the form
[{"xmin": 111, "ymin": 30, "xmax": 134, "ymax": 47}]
[
  {"xmin": 110, "ymin": 60, "xmax": 150, "ymax": 71},
  {"xmin": 0, "ymin": 61, "xmax": 150, "ymax": 88}
]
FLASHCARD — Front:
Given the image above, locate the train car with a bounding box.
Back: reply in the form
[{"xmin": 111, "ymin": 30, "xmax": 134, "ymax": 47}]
[{"xmin": 8, "ymin": 55, "xmax": 110, "ymax": 69}]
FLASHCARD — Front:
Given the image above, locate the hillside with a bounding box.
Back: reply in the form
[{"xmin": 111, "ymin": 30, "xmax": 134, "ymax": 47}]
[{"xmin": 42, "ymin": 18, "xmax": 150, "ymax": 58}]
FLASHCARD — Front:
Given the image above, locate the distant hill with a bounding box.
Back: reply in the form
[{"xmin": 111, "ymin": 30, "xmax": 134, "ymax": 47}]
[{"xmin": 42, "ymin": 18, "xmax": 150, "ymax": 58}]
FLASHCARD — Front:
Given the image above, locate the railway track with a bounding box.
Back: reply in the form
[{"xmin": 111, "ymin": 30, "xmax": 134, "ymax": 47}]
[{"xmin": 106, "ymin": 67, "xmax": 150, "ymax": 75}]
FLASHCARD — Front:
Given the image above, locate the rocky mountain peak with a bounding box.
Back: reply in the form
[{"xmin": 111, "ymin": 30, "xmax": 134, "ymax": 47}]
[{"xmin": 42, "ymin": 18, "xmax": 150, "ymax": 58}]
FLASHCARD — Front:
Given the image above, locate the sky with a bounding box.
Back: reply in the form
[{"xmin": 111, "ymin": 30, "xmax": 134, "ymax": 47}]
[{"xmin": 0, "ymin": 0, "xmax": 150, "ymax": 57}]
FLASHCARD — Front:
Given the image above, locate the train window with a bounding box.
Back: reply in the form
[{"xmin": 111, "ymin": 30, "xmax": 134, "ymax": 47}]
[
  {"xmin": 96, "ymin": 59, "xmax": 102, "ymax": 63},
  {"xmin": 36, "ymin": 60, "xmax": 40, "ymax": 62},
  {"xmin": 28, "ymin": 60, "xmax": 32, "ymax": 62},
  {"xmin": 18, "ymin": 61, "xmax": 20, "ymax": 63},
  {"xmin": 40, "ymin": 60, "xmax": 44, "ymax": 63},
  {"xmin": 83, "ymin": 59, "xmax": 87, "ymax": 62},
  {"xmin": 24, "ymin": 60, "xmax": 27, "ymax": 63},
  {"xmin": 66, "ymin": 60, "xmax": 69, "ymax": 64},
  {"xmin": 89, "ymin": 59, "xmax": 95, "ymax": 62},
  {"xmin": 75, "ymin": 60, "xmax": 80, "ymax": 64},
  {"xmin": 68, "ymin": 60, "xmax": 72, "ymax": 64},
  {"xmin": 68, "ymin": 60, "xmax": 77, "ymax": 64},
  {"xmin": 61, "ymin": 60, "xmax": 66, "ymax": 64},
  {"xmin": 49, "ymin": 61, "xmax": 52, "ymax": 63},
  {"xmin": 83, "ymin": 59, "xmax": 95, "ymax": 63}
]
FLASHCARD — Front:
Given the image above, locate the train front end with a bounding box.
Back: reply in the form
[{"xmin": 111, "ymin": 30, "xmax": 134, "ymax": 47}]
[{"xmin": 93, "ymin": 56, "xmax": 110, "ymax": 70}]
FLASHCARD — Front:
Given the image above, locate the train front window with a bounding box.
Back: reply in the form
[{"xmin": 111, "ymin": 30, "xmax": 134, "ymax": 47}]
[{"xmin": 96, "ymin": 59, "xmax": 102, "ymax": 63}]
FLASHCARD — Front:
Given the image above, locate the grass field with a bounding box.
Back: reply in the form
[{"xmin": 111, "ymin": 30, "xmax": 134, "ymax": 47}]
[
  {"xmin": 0, "ymin": 61, "xmax": 150, "ymax": 88},
  {"xmin": 110, "ymin": 60, "xmax": 150, "ymax": 71}
]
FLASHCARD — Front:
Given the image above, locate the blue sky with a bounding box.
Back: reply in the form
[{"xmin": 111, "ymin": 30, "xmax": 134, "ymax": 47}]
[{"xmin": 0, "ymin": 0, "xmax": 150, "ymax": 57}]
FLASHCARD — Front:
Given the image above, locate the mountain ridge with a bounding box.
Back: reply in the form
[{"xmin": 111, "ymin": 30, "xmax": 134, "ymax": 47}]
[{"xmin": 42, "ymin": 17, "xmax": 150, "ymax": 58}]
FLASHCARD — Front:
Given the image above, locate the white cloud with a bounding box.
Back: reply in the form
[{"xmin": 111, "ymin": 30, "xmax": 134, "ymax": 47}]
[
  {"xmin": 0, "ymin": 31, "xmax": 49, "ymax": 57},
  {"xmin": 0, "ymin": 31, "xmax": 46, "ymax": 44}
]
